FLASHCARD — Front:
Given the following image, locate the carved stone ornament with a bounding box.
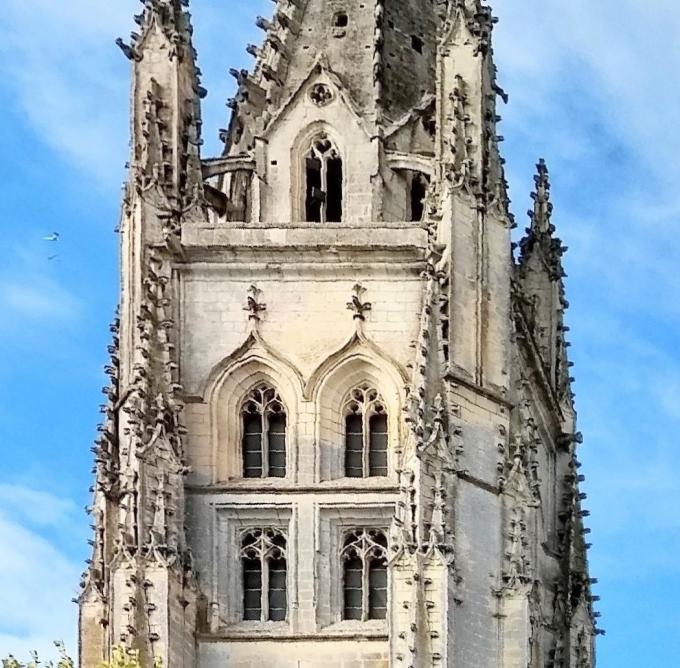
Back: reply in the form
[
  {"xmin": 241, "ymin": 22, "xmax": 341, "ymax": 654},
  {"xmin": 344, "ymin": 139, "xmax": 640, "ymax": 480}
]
[
  {"xmin": 309, "ymin": 83, "xmax": 334, "ymax": 107},
  {"xmin": 347, "ymin": 283, "xmax": 372, "ymax": 321}
]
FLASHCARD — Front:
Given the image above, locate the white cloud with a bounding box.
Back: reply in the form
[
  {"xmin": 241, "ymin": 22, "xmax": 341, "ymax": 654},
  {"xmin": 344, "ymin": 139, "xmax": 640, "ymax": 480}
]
[
  {"xmin": 0, "ymin": 486, "xmax": 81, "ymax": 660},
  {"xmin": 0, "ymin": 485, "xmax": 78, "ymax": 529},
  {"xmin": 0, "ymin": 0, "xmax": 137, "ymax": 186},
  {"xmin": 0, "ymin": 240, "xmax": 83, "ymax": 332},
  {"xmin": 0, "ymin": 280, "xmax": 81, "ymax": 322},
  {"xmin": 0, "ymin": 0, "xmax": 275, "ymax": 184}
]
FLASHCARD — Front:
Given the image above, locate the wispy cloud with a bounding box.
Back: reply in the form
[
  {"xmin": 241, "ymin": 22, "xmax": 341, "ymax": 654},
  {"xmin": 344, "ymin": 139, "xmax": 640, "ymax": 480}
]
[
  {"xmin": 0, "ymin": 243, "xmax": 82, "ymax": 334},
  {"xmin": 0, "ymin": 280, "xmax": 80, "ymax": 322},
  {"xmin": 0, "ymin": 0, "xmax": 274, "ymax": 184},
  {"xmin": 0, "ymin": 0, "xmax": 137, "ymax": 186},
  {"xmin": 0, "ymin": 485, "xmax": 81, "ymax": 659}
]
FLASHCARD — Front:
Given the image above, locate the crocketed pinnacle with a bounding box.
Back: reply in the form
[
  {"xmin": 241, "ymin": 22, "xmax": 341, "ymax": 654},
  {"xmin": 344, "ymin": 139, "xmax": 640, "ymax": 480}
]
[
  {"xmin": 117, "ymin": 0, "xmax": 194, "ymax": 62},
  {"xmin": 519, "ymin": 159, "xmax": 566, "ymax": 280},
  {"xmin": 529, "ymin": 158, "xmax": 553, "ymax": 234}
]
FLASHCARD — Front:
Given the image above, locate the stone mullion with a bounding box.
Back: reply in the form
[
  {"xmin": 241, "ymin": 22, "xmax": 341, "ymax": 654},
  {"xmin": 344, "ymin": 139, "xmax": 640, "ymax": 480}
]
[
  {"xmin": 261, "ymin": 551, "xmax": 271, "ymax": 622},
  {"xmin": 361, "ymin": 550, "xmax": 370, "ymax": 623},
  {"xmin": 362, "ymin": 408, "xmax": 370, "ymax": 479},
  {"xmin": 261, "ymin": 410, "xmax": 270, "ymax": 478}
]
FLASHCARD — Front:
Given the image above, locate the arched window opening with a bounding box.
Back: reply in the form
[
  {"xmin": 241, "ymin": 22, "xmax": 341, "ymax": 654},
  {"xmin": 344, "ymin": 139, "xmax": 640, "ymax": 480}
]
[
  {"xmin": 410, "ymin": 172, "xmax": 430, "ymax": 222},
  {"xmin": 241, "ymin": 528, "xmax": 288, "ymax": 622},
  {"xmin": 342, "ymin": 529, "xmax": 388, "ymax": 621},
  {"xmin": 241, "ymin": 384, "xmax": 287, "ymax": 478},
  {"xmin": 305, "ymin": 135, "xmax": 343, "ymax": 223},
  {"xmin": 344, "ymin": 385, "xmax": 389, "ymax": 478}
]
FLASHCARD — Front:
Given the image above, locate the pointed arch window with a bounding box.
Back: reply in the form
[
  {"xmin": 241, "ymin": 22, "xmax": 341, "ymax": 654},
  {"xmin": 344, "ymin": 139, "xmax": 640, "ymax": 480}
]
[
  {"xmin": 305, "ymin": 135, "xmax": 343, "ymax": 223},
  {"xmin": 241, "ymin": 528, "xmax": 288, "ymax": 622},
  {"xmin": 341, "ymin": 529, "xmax": 388, "ymax": 621},
  {"xmin": 241, "ymin": 384, "xmax": 287, "ymax": 478},
  {"xmin": 344, "ymin": 385, "xmax": 389, "ymax": 478},
  {"xmin": 410, "ymin": 172, "xmax": 430, "ymax": 222}
]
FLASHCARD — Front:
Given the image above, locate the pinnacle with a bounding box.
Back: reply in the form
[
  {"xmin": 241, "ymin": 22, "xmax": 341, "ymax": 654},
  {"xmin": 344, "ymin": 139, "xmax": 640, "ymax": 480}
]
[
  {"xmin": 528, "ymin": 158, "xmax": 554, "ymax": 235},
  {"xmin": 118, "ymin": 0, "xmax": 193, "ymax": 61}
]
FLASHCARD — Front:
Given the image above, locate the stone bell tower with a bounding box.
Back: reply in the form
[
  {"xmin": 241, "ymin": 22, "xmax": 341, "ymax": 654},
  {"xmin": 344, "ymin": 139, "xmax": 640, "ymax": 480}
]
[{"xmin": 79, "ymin": 1, "xmax": 600, "ymax": 667}]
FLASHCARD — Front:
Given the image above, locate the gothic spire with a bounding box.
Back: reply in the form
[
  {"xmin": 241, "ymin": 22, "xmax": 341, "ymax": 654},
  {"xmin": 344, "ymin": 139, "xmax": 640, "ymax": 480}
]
[
  {"xmin": 118, "ymin": 0, "xmax": 206, "ymax": 229},
  {"xmin": 518, "ymin": 159, "xmax": 566, "ymax": 278},
  {"xmin": 516, "ymin": 160, "xmax": 573, "ymax": 408}
]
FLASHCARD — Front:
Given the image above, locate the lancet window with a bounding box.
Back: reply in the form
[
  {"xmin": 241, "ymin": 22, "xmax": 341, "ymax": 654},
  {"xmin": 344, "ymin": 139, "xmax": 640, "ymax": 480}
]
[
  {"xmin": 410, "ymin": 172, "xmax": 429, "ymax": 222},
  {"xmin": 241, "ymin": 528, "xmax": 288, "ymax": 622},
  {"xmin": 305, "ymin": 134, "xmax": 343, "ymax": 223},
  {"xmin": 241, "ymin": 384, "xmax": 287, "ymax": 478},
  {"xmin": 344, "ymin": 385, "xmax": 389, "ymax": 478},
  {"xmin": 341, "ymin": 529, "xmax": 388, "ymax": 621}
]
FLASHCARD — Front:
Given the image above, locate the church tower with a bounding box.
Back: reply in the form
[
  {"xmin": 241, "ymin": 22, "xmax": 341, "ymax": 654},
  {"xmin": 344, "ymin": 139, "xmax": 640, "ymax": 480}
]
[{"xmin": 79, "ymin": 1, "xmax": 600, "ymax": 667}]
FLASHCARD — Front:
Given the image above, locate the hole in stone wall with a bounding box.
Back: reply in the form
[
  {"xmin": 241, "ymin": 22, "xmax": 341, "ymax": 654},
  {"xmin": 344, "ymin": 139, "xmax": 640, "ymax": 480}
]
[
  {"xmin": 334, "ymin": 12, "xmax": 349, "ymax": 28},
  {"xmin": 410, "ymin": 172, "xmax": 430, "ymax": 222},
  {"xmin": 411, "ymin": 35, "xmax": 424, "ymax": 54}
]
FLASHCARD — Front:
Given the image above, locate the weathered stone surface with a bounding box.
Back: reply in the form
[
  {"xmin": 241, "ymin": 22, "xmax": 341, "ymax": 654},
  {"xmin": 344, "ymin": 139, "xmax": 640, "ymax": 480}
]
[{"xmin": 79, "ymin": 1, "xmax": 598, "ymax": 666}]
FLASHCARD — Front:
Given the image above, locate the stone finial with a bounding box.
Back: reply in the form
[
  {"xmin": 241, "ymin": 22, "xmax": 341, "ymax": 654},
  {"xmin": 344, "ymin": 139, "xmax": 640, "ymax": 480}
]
[
  {"xmin": 528, "ymin": 158, "xmax": 553, "ymax": 234},
  {"xmin": 346, "ymin": 283, "xmax": 372, "ymax": 321},
  {"xmin": 244, "ymin": 285, "xmax": 267, "ymax": 323}
]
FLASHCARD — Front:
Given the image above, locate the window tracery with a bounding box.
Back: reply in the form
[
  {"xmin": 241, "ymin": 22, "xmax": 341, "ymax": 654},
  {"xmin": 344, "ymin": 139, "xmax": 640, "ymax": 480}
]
[
  {"xmin": 240, "ymin": 528, "xmax": 288, "ymax": 622},
  {"xmin": 341, "ymin": 529, "xmax": 388, "ymax": 621},
  {"xmin": 344, "ymin": 384, "xmax": 389, "ymax": 478},
  {"xmin": 305, "ymin": 134, "xmax": 343, "ymax": 223},
  {"xmin": 241, "ymin": 384, "xmax": 287, "ymax": 478}
]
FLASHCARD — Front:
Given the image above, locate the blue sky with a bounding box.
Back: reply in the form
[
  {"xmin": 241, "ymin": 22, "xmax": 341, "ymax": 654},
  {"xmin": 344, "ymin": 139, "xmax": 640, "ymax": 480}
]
[{"xmin": 0, "ymin": 0, "xmax": 678, "ymax": 664}]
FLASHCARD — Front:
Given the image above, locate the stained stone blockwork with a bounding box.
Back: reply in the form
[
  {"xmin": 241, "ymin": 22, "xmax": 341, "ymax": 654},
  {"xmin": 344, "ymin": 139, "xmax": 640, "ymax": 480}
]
[{"xmin": 79, "ymin": 1, "xmax": 599, "ymax": 667}]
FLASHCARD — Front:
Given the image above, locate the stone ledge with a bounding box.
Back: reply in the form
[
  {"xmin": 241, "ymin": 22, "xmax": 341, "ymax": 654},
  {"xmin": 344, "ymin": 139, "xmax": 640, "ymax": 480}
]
[
  {"xmin": 197, "ymin": 630, "xmax": 388, "ymax": 642},
  {"xmin": 186, "ymin": 481, "xmax": 400, "ymax": 495},
  {"xmin": 181, "ymin": 222, "xmax": 429, "ymax": 253}
]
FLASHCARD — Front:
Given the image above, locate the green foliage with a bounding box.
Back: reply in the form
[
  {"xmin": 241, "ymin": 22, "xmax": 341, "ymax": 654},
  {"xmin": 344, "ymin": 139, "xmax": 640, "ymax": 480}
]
[
  {"xmin": 2, "ymin": 642, "xmax": 73, "ymax": 668},
  {"xmin": 3, "ymin": 645, "xmax": 160, "ymax": 668}
]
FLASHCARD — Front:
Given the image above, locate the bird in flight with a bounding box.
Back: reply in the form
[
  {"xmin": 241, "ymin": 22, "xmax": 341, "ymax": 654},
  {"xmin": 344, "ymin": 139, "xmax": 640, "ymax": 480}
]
[{"xmin": 43, "ymin": 232, "xmax": 60, "ymax": 241}]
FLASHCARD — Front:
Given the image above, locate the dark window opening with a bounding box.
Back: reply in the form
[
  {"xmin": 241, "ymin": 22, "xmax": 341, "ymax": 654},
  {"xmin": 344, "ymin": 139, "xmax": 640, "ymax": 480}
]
[
  {"xmin": 243, "ymin": 558, "xmax": 262, "ymax": 620},
  {"xmin": 368, "ymin": 413, "xmax": 388, "ymax": 477},
  {"xmin": 343, "ymin": 557, "xmax": 363, "ymax": 620},
  {"xmin": 304, "ymin": 136, "xmax": 343, "ymax": 223},
  {"xmin": 326, "ymin": 156, "xmax": 343, "ymax": 222},
  {"xmin": 410, "ymin": 173, "xmax": 429, "ymax": 222},
  {"xmin": 268, "ymin": 413, "xmax": 287, "ymax": 478},
  {"xmin": 305, "ymin": 155, "xmax": 323, "ymax": 223},
  {"xmin": 241, "ymin": 529, "xmax": 288, "ymax": 622},
  {"xmin": 344, "ymin": 385, "xmax": 389, "ymax": 478},
  {"xmin": 243, "ymin": 411, "xmax": 263, "ymax": 478},
  {"xmin": 268, "ymin": 557, "xmax": 288, "ymax": 621},
  {"xmin": 342, "ymin": 529, "xmax": 389, "ymax": 622},
  {"xmin": 345, "ymin": 414, "xmax": 364, "ymax": 478},
  {"xmin": 411, "ymin": 35, "xmax": 424, "ymax": 54},
  {"xmin": 241, "ymin": 385, "xmax": 287, "ymax": 478},
  {"xmin": 368, "ymin": 559, "xmax": 388, "ymax": 620}
]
